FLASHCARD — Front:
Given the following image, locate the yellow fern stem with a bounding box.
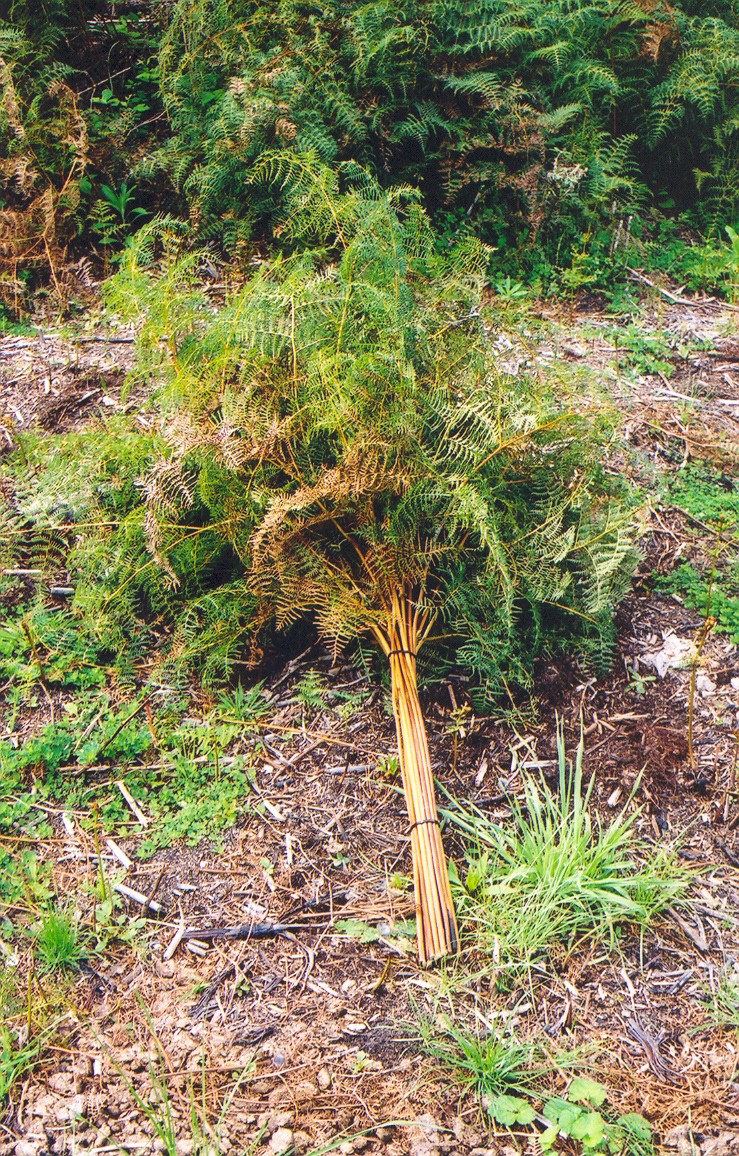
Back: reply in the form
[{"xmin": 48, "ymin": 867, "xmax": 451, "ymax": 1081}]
[{"xmin": 383, "ymin": 591, "xmax": 459, "ymax": 965}]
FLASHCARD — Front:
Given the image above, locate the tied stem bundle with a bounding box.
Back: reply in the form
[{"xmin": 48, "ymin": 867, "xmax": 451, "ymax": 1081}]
[{"xmin": 373, "ymin": 588, "xmax": 459, "ymax": 964}]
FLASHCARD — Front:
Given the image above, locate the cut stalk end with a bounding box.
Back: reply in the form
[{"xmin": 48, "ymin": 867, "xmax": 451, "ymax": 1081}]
[{"xmin": 383, "ymin": 591, "xmax": 459, "ymax": 965}]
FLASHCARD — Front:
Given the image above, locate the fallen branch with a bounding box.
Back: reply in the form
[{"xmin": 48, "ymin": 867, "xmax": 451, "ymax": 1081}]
[
  {"xmin": 182, "ymin": 920, "xmax": 319, "ymax": 941},
  {"xmin": 626, "ymin": 268, "xmax": 739, "ymax": 310}
]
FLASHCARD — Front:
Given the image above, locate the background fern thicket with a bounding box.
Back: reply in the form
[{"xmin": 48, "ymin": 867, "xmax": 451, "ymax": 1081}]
[{"xmin": 1, "ymin": 0, "xmax": 738, "ymax": 304}]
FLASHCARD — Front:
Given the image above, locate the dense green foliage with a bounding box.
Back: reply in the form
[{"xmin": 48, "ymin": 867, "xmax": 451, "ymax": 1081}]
[
  {"xmin": 155, "ymin": 0, "xmax": 739, "ymax": 257},
  {"xmin": 1, "ymin": 0, "xmax": 738, "ymax": 304},
  {"xmin": 100, "ymin": 160, "xmax": 638, "ymax": 701}
]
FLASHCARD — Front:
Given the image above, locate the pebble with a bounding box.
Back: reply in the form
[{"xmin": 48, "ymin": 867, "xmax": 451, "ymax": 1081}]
[
  {"xmin": 15, "ymin": 1142, "xmax": 44, "ymax": 1156},
  {"xmin": 258, "ymin": 1110, "xmax": 294, "ymax": 1135},
  {"xmin": 48, "ymin": 1072, "xmax": 74, "ymax": 1095},
  {"xmin": 663, "ymin": 1126, "xmax": 694, "ymax": 1156},
  {"xmin": 269, "ymin": 1128, "xmax": 294, "ymax": 1155},
  {"xmin": 54, "ymin": 1095, "xmax": 86, "ymax": 1124},
  {"xmin": 293, "ymin": 1080, "xmax": 318, "ymax": 1105},
  {"xmin": 317, "ymin": 1067, "xmax": 332, "ymax": 1090}
]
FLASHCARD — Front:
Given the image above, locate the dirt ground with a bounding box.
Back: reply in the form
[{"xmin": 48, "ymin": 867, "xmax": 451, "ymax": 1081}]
[{"xmin": 1, "ymin": 292, "xmax": 739, "ymax": 1156}]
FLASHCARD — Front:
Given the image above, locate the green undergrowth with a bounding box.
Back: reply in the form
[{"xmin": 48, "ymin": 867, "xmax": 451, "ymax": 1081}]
[
  {"xmin": 0, "ymin": 420, "xmax": 259, "ymax": 691},
  {"xmin": 444, "ymin": 725, "xmax": 684, "ymax": 975},
  {"xmin": 655, "ymin": 462, "xmax": 739, "ymax": 642},
  {"xmin": 593, "ymin": 322, "xmax": 715, "ymax": 379},
  {"xmin": 0, "ymin": 688, "xmax": 260, "ymax": 860},
  {"xmin": 0, "ymin": 970, "xmax": 62, "ymax": 1102},
  {"xmin": 704, "ymin": 964, "xmax": 739, "ymax": 1032},
  {"xmin": 420, "ymin": 1022, "xmax": 653, "ymax": 1154}
]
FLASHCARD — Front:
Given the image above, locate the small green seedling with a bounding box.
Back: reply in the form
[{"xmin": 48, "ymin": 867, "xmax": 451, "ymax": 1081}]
[{"xmin": 33, "ymin": 906, "xmax": 88, "ymax": 972}]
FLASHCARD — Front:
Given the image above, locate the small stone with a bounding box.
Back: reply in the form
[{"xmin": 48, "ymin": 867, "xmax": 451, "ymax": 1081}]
[
  {"xmin": 48, "ymin": 1072, "xmax": 74, "ymax": 1095},
  {"xmin": 317, "ymin": 1067, "xmax": 331, "ymax": 1090},
  {"xmin": 376, "ymin": 1128, "xmax": 395, "ymax": 1141},
  {"xmin": 269, "ymin": 1129, "xmax": 294, "ymax": 1155},
  {"xmin": 267, "ymin": 1086, "xmax": 291, "ymax": 1108},
  {"xmin": 339, "ymin": 1145, "xmax": 354, "ymax": 1155},
  {"xmin": 702, "ymin": 1135, "xmax": 737, "ymax": 1156},
  {"xmin": 696, "ymin": 674, "xmax": 717, "ymax": 696},
  {"xmin": 452, "ymin": 1121, "xmax": 484, "ymax": 1149},
  {"xmin": 257, "ymin": 1110, "xmax": 294, "ymax": 1135},
  {"xmin": 405, "ymin": 1115, "xmax": 442, "ymax": 1156},
  {"xmin": 55, "ymin": 1095, "xmax": 86, "ymax": 1124},
  {"xmin": 293, "ymin": 1080, "xmax": 318, "ymax": 1105},
  {"xmin": 73, "ymin": 1056, "xmax": 93, "ymax": 1087},
  {"xmin": 15, "ymin": 1142, "xmax": 43, "ymax": 1156},
  {"xmin": 175, "ymin": 1142, "xmax": 194, "ymax": 1156},
  {"xmin": 664, "ymin": 1126, "xmax": 694, "ymax": 1156}
]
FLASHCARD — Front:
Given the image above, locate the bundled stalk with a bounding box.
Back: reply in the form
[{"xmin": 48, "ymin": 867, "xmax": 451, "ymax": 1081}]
[{"xmin": 373, "ymin": 588, "xmax": 459, "ymax": 964}]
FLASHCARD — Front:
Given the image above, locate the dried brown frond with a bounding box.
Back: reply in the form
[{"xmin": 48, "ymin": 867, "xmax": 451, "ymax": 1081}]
[
  {"xmin": 641, "ymin": 19, "xmax": 680, "ymax": 62},
  {"xmin": 0, "ymin": 57, "xmax": 25, "ymax": 140},
  {"xmin": 249, "ymin": 445, "xmax": 410, "ymax": 572},
  {"xmin": 0, "ymin": 80, "xmax": 88, "ymax": 309}
]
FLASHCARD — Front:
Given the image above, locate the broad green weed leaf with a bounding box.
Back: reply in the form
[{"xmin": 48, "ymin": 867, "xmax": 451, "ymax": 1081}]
[{"xmin": 569, "ymin": 1076, "xmax": 608, "ymax": 1106}]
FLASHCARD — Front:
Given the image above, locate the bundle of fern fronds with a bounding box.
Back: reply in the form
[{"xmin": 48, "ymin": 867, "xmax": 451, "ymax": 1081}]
[{"xmin": 105, "ymin": 155, "xmax": 640, "ymax": 961}]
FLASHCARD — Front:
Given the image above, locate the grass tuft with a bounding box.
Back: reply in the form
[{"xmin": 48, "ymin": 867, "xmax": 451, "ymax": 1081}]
[
  {"xmin": 446, "ymin": 722, "xmax": 685, "ymax": 972},
  {"xmin": 33, "ymin": 906, "xmax": 88, "ymax": 972}
]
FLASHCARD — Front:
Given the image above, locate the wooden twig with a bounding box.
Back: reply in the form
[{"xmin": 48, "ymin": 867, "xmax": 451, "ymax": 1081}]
[
  {"xmin": 115, "ymin": 781, "xmax": 149, "ymax": 827},
  {"xmin": 113, "ymin": 882, "xmax": 162, "ymax": 913},
  {"xmin": 666, "ymin": 906, "xmax": 708, "ymax": 953},
  {"xmin": 163, "ymin": 904, "xmax": 186, "ymax": 960},
  {"xmin": 105, "ymin": 838, "xmax": 133, "ymax": 870},
  {"xmin": 182, "ymin": 920, "xmax": 318, "ymax": 941},
  {"xmin": 626, "ymin": 268, "xmax": 739, "ymax": 311}
]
